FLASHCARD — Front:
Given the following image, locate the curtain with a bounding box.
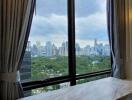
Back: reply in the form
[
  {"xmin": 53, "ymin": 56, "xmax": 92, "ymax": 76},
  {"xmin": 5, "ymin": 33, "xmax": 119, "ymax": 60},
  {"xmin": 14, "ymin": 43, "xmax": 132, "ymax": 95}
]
[
  {"xmin": 107, "ymin": 0, "xmax": 126, "ymax": 78},
  {"xmin": 0, "ymin": 0, "xmax": 35, "ymax": 99},
  {"xmin": 125, "ymin": 0, "xmax": 132, "ymax": 79}
]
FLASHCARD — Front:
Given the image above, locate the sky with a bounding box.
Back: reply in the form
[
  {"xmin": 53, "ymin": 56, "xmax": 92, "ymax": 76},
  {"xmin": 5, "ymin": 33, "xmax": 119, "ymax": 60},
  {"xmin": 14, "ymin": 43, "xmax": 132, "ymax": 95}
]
[{"xmin": 29, "ymin": 0, "xmax": 109, "ymax": 47}]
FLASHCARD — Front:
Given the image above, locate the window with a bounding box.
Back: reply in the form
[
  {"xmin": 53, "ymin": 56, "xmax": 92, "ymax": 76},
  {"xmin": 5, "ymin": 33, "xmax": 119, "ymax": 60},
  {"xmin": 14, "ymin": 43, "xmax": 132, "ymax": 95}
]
[
  {"xmin": 21, "ymin": 0, "xmax": 111, "ymax": 96},
  {"xmin": 20, "ymin": 0, "xmax": 68, "ymax": 82},
  {"xmin": 75, "ymin": 0, "xmax": 111, "ymax": 75}
]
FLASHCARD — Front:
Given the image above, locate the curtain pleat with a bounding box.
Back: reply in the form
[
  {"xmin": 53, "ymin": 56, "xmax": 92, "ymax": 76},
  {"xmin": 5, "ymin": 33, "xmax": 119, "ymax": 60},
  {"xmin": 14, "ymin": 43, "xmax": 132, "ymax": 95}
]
[
  {"xmin": 0, "ymin": 0, "xmax": 35, "ymax": 99},
  {"xmin": 107, "ymin": 0, "xmax": 126, "ymax": 78},
  {"xmin": 125, "ymin": 0, "xmax": 132, "ymax": 79}
]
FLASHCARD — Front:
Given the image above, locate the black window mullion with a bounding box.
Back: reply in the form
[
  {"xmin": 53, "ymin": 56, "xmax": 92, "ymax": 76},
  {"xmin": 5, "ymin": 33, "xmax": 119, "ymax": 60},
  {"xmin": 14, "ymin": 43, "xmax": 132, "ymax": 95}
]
[{"xmin": 68, "ymin": 0, "xmax": 76, "ymax": 86}]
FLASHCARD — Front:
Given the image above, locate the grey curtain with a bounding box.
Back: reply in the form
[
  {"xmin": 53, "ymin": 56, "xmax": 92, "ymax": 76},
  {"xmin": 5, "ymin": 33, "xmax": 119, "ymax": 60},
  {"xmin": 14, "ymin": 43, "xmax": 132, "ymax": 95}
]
[
  {"xmin": 0, "ymin": 0, "xmax": 35, "ymax": 99},
  {"xmin": 107, "ymin": 0, "xmax": 126, "ymax": 78}
]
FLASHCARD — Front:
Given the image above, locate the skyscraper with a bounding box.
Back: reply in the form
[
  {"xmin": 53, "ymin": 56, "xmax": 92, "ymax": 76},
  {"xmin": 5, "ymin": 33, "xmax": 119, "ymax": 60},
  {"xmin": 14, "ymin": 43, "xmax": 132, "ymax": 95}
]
[
  {"xmin": 45, "ymin": 41, "xmax": 52, "ymax": 57},
  {"xmin": 31, "ymin": 44, "xmax": 38, "ymax": 57},
  {"xmin": 20, "ymin": 41, "xmax": 31, "ymax": 82},
  {"xmin": 76, "ymin": 43, "xmax": 81, "ymax": 55},
  {"xmin": 59, "ymin": 41, "xmax": 68, "ymax": 56},
  {"xmin": 20, "ymin": 51, "xmax": 31, "ymax": 82},
  {"xmin": 20, "ymin": 41, "xmax": 32, "ymax": 96},
  {"xmin": 52, "ymin": 44, "xmax": 58, "ymax": 56}
]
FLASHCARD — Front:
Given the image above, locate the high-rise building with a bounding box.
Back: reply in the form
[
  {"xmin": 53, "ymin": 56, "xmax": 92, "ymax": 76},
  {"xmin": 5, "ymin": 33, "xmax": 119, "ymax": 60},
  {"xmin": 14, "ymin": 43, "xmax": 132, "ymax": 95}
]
[
  {"xmin": 40, "ymin": 46, "xmax": 47, "ymax": 56},
  {"xmin": 95, "ymin": 43, "xmax": 104, "ymax": 56},
  {"xmin": 20, "ymin": 51, "xmax": 31, "ymax": 82},
  {"xmin": 59, "ymin": 41, "xmax": 68, "ymax": 56},
  {"xmin": 64, "ymin": 41, "xmax": 68, "ymax": 56},
  {"xmin": 94, "ymin": 39, "xmax": 98, "ymax": 46},
  {"xmin": 36, "ymin": 41, "xmax": 42, "ymax": 56},
  {"xmin": 52, "ymin": 44, "xmax": 58, "ymax": 56},
  {"xmin": 45, "ymin": 41, "xmax": 52, "ymax": 57},
  {"xmin": 76, "ymin": 43, "xmax": 81, "ymax": 55},
  {"xmin": 36, "ymin": 41, "xmax": 41, "ymax": 47},
  {"xmin": 31, "ymin": 44, "xmax": 38, "ymax": 57},
  {"xmin": 83, "ymin": 45, "xmax": 91, "ymax": 56},
  {"xmin": 20, "ymin": 41, "xmax": 31, "ymax": 82},
  {"xmin": 20, "ymin": 42, "xmax": 32, "ymax": 96},
  {"xmin": 30, "ymin": 40, "xmax": 110, "ymax": 57}
]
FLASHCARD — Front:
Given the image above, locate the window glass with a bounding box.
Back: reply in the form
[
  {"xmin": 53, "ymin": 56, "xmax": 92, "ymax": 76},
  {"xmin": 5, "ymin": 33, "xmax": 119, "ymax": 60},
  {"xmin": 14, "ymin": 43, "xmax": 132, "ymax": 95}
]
[
  {"xmin": 20, "ymin": 0, "xmax": 68, "ymax": 82},
  {"xmin": 75, "ymin": 0, "xmax": 111, "ymax": 75},
  {"xmin": 20, "ymin": 0, "xmax": 111, "ymax": 95}
]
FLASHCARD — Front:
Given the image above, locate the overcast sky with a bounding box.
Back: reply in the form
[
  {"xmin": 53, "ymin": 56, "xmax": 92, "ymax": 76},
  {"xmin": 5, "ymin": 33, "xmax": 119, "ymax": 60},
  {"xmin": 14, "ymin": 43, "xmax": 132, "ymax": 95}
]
[{"xmin": 29, "ymin": 0, "xmax": 109, "ymax": 47}]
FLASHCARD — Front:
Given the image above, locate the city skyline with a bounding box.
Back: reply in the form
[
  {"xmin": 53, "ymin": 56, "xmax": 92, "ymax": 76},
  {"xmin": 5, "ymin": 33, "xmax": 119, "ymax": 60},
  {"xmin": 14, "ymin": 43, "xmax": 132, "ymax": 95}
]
[
  {"xmin": 30, "ymin": 39, "xmax": 110, "ymax": 57},
  {"xmin": 30, "ymin": 39, "xmax": 109, "ymax": 48}
]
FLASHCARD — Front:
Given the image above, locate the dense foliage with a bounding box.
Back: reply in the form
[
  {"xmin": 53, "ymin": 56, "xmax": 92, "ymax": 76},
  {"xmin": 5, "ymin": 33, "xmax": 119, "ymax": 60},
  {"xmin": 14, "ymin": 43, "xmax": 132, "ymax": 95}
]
[
  {"xmin": 31, "ymin": 56, "xmax": 110, "ymax": 80},
  {"xmin": 31, "ymin": 56, "xmax": 110, "ymax": 95}
]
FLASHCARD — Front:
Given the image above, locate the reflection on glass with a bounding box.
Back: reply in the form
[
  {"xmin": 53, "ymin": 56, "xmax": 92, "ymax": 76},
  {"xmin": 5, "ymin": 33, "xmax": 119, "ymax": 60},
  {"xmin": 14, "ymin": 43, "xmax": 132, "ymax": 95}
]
[
  {"xmin": 24, "ymin": 82, "xmax": 70, "ymax": 97},
  {"xmin": 75, "ymin": 0, "xmax": 111, "ymax": 74},
  {"xmin": 76, "ymin": 74, "xmax": 110, "ymax": 85}
]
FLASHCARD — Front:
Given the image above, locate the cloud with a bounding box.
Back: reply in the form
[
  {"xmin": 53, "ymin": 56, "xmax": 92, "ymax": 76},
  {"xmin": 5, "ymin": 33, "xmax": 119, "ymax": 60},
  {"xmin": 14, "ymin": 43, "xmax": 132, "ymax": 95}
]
[
  {"xmin": 30, "ymin": 14, "xmax": 67, "ymax": 37},
  {"xmin": 29, "ymin": 0, "xmax": 108, "ymax": 46},
  {"xmin": 36, "ymin": 0, "xmax": 67, "ymax": 16},
  {"xmin": 29, "ymin": 34, "xmax": 67, "ymax": 47},
  {"xmin": 75, "ymin": 0, "xmax": 103, "ymax": 17},
  {"xmin": 36, "ymin": 0, "xmax": 106, "ymax": 17},
  {"xmin": 30, "ymin": 13, "xmax": 108, "ymax": 41},
  {"xmin": 29, "ymin": 14, "xmax": 68, "ymax": 46},
  {"xmin": 76, "ymin": 12, "xmax": 108, "ymax": 41}
]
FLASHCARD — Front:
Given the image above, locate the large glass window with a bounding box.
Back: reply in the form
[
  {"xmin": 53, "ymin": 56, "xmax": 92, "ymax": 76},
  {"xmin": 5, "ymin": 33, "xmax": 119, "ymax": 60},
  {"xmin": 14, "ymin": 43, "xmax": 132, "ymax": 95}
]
[
  {"xmin": 21, "ymin": 0, "xmax": 111, "ymax": 96},
  {"xmin": 20, "ymin": 0, "xmax": 68, "ymax": 82},
  {"xmin": 75, "ymin": 0, "xmax": 111, "ymax": 75}
]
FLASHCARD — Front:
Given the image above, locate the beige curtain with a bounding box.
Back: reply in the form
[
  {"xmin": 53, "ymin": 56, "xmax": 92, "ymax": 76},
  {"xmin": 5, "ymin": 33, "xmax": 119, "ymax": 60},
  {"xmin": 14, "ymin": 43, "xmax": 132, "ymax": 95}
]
[
  {"xmin": 0, "ymin": 0, "xmax": 35, "ymax": 99},
  {"xmin": 125, "ymin": 0, "xmax": 132, "ymax": 79}
]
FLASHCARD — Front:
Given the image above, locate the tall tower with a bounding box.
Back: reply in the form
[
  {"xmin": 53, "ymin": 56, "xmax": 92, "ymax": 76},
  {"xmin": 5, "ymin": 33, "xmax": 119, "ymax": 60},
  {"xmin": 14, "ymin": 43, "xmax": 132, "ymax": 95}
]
[
  {"xmin": 45, "ymin": 41, "xmax": 52, "ymax": 57},
  {"xmin": 94, "ymin": 39, "xmax": 98, "ymax": 55},
  {"xmin": 26, "ymin": 41, "xmax": 31, "ymax": 51},
  {"xmin": 35, "ymin": 41, "xmax": 41, "ymax": 56},
  {"xmin": 36, "ymin": 41, "xmax": 41, "ymax": 47},
  {"xmin": 94, "ymin": 39, "xmax": 97, "ymax": 47}
]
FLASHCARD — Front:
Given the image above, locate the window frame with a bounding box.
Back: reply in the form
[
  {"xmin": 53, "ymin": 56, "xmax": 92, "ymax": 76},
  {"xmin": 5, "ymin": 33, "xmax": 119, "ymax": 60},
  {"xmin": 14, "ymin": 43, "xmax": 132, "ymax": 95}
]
[{"xmin": 21, "ymin": 0, "xmax": 112, "ymax": 91}]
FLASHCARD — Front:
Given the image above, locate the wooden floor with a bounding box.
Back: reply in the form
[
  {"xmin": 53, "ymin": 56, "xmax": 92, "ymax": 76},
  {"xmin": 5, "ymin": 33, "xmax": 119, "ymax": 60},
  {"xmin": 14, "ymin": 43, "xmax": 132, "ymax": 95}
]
[{"xmin": 19, "ymin": 77, "xmax": 132, "ymax": 100}]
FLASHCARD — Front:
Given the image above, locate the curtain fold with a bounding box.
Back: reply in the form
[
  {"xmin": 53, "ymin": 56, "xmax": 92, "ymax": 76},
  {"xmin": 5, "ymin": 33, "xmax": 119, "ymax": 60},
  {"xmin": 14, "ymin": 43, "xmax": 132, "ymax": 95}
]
[
  {"xmin": 0, "ymin": 0, "xmax": 35, "ymax": 99},
  {"xmin": 107, "ymin": 0, "xmax": 126, "ymax": 78},
  {"xmin": 125, "ymin": 0, "xmax": 132, "ymax": 79}
]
